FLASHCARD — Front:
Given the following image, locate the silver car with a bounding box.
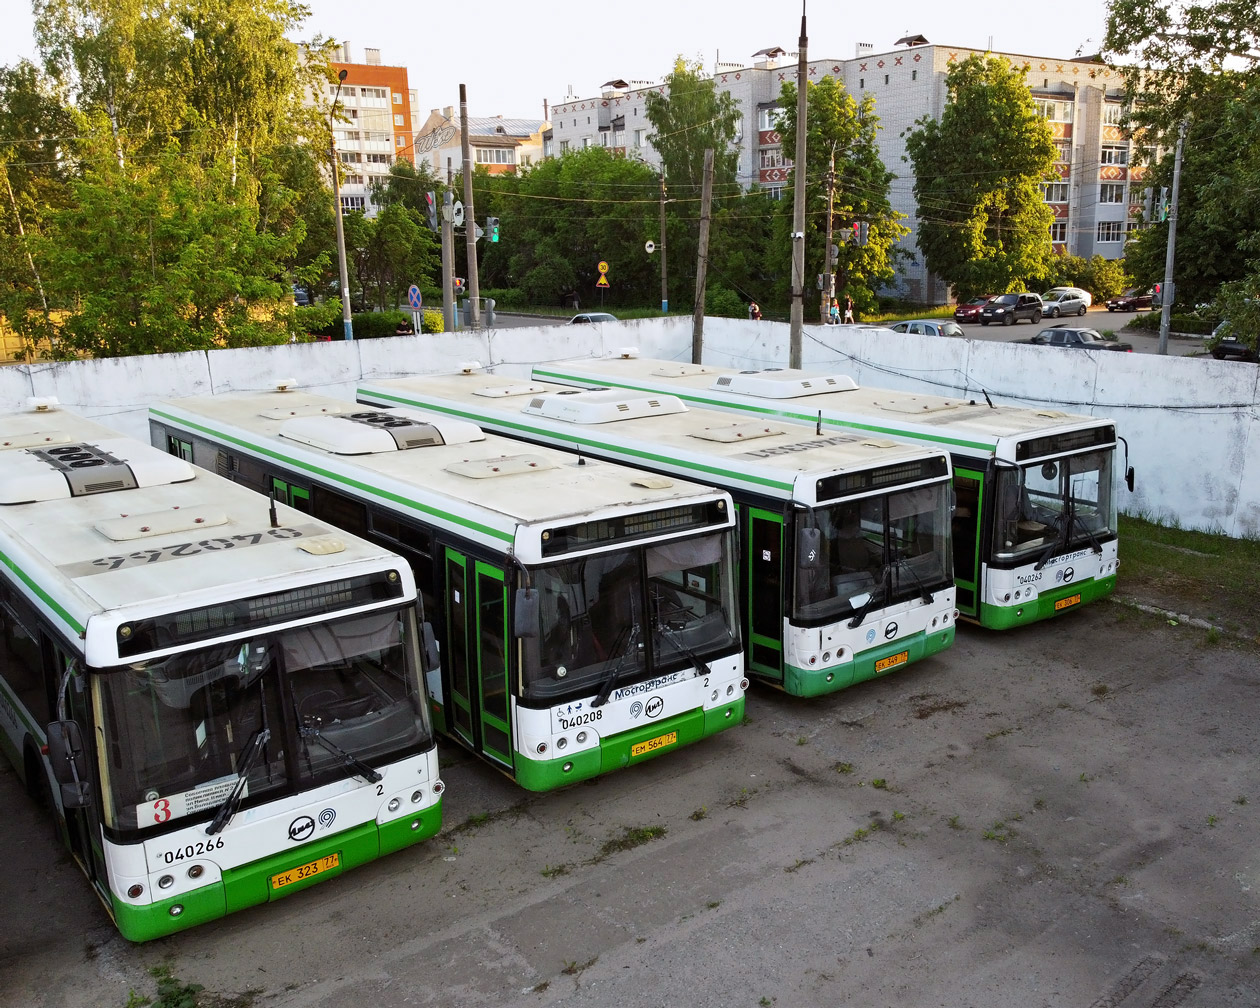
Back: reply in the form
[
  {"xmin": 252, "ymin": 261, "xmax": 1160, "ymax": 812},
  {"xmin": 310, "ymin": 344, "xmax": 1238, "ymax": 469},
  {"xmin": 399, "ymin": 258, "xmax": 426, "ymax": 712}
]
[
  {"xmin": 890, "ymin": 319, "xmax": 965, "ymax": 338},
  {"xmin": 1041, "ymin": 288, "xmax": 1090, "ymax": 317}
]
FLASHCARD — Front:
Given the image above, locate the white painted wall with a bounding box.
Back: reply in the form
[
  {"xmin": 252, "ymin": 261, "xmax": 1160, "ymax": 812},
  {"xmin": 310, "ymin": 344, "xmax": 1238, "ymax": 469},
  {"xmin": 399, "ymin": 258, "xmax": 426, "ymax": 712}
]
[{"xmin": 2, "ymin": 318, "xmax": 1256, "ymax": 537}]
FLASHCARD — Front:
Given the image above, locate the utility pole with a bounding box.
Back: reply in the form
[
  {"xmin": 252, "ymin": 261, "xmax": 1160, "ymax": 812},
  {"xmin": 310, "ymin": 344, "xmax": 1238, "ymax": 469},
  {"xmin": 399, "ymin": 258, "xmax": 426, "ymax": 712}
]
[
  {"xmin": 659, "ymin": 171, "xmax": 669, "ymax": 314},
  {"xmin": 692, "ymin": 149, "xmax": 714, "ymax": 362},
  {"xmin": 788, "ymin": 4, "xmax": 809, "ymax": 368},
  {"xmin": 1157, "ymin": 119, "xmax": 1188, "ymax": 356},
  {"xmin": 459, "ymin": 84, "xmax": 481, "ymax": 329},
  {"xmin": 330, "ymin": 68, "xmax": 354, "ymax": 341},
  {"xmin": 820, "ymin": 145, "xmax": 836, "ymax": 324}
]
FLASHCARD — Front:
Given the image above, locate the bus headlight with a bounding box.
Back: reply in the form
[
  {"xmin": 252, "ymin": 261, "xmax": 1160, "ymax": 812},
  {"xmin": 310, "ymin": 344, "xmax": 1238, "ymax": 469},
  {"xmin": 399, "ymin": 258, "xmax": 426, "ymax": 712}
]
[
  {"xmin": 556, "ymin": 737, "xmax": 568, "ymax": 750},
  {"xmin": 158, "ymin": 875, "xmax": 174, "ymax": 889},
  {"xmin": 187, "ymin": 865, "xmax": 204, "ymax": 880},
  {"xmin": 387, "ymin": 797, "xmax": 401, "ymax": 812}
]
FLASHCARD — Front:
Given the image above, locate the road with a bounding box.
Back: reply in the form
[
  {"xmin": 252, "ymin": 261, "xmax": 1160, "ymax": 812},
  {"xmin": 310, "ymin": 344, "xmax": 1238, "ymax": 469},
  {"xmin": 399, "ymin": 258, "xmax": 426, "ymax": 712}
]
[
  {"xmin": 955, "ymin": 307, "xmax": 1206, "ymax": 357},
  {"xmin": 3, "ymin": 600, "xmax": 1256, "ymax": 1008}
]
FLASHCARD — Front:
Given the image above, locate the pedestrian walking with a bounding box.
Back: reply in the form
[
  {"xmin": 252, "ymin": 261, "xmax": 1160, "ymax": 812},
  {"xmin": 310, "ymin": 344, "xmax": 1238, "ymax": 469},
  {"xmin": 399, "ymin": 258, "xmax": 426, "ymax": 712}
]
[
  {"xmin": 842, "ymin": 294, "xmax": 855, "ymax": 324},
  {"xmin": 829, "ymin": 299, "xmax": 840, "ymax": 324},
  {"xmin": 749, "ymin": 300, "xmax": 761, "ymax": 321}
]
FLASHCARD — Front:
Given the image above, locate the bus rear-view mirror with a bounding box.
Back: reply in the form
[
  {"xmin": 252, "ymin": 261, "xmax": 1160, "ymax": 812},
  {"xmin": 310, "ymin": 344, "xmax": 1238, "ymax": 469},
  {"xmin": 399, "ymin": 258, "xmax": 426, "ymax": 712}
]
[
  {"xmin": 46, "ymin": 720, "xmax": 92, "ymax": 808},
  {"xmin": 796, "ymin": 527, "xmax": 823, "ymax": 569},
  {"xmin": 513, "ymin": 588, "xmax": 539, "ymax": 638}
]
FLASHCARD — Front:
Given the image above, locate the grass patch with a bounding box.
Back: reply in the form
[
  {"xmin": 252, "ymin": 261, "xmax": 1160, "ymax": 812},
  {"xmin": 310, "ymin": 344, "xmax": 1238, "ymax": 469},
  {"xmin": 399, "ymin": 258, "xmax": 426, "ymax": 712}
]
[{"xmin": 595, "ymin": 824, "xmax": 667, "ymax": 859}]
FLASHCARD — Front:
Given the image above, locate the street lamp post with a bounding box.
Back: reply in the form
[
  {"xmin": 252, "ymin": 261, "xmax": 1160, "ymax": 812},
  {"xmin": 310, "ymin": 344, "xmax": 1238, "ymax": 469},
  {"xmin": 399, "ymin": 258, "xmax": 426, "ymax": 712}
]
[{"xmin": 330, "ymin": 68, "xmax": 354, "ymax": 342}]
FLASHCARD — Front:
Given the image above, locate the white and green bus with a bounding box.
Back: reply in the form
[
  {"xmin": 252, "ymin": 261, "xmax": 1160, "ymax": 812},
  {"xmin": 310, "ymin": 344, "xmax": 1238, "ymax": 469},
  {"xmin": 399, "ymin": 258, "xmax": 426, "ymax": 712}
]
[
  {"xmin": 149, "ymin": 389, "xmax": 745, "ymax": 792},
  {"xmin": 356, "ymin": 372, "xmax": 957, "ymax": 697},
  {"xmin": 532, "ymin": 355, "xmax": 1131, "ymax": 629},
  {"xmin": 0, "ymin": 403, "xmax": 442, "ymax": 942}
]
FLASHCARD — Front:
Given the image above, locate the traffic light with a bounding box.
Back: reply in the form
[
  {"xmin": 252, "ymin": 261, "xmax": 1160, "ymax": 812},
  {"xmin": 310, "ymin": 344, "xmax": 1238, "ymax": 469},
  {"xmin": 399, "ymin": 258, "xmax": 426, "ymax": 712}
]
[
  {"xmin": 453, "ymin": 277, "xmax": 466, "ymax": 297},
  {"xmin": 858, "ymin": 221, "xmax": 869, "ymax": 245},
  {"xmin": 850, "ymin": 222, "xmax": 860, "ymax": 243},
  {"xmin": 424, "ymin": 191, "xmax": 438, "ymax": 231},
  {"xmin": 487, "ymin": 216, "xmax": 500, "ymax": 242}
]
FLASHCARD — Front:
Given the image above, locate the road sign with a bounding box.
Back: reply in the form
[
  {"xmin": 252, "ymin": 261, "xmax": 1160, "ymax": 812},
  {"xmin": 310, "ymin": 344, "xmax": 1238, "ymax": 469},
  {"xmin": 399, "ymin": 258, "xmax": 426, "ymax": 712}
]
[
  {"xmin": 596, "ymin": 260, "xmax": 611, "ymax": 289},
  {"xmin": 597, "ymin": 260, "xmax": 609, "ymax": 273},
  {"xmin": 453, "ymin": 201, "xmax": 464, "ymax": 227},
  {"xmin": 474, "ymin": 224, "xmax": 484, "ymax": 242},
  {"xmin": 407, "ymin": 285, "xmax": 423, "ymax": 310}
]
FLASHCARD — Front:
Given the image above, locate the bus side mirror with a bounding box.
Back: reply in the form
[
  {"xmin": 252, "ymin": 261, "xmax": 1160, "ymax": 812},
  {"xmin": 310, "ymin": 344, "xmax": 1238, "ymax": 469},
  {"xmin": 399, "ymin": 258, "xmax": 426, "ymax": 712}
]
[
  {"xmin": 46, "ymin": 720, "xmax": 91, "ymax": 808},
  {"xmin": 420, "ymin": 621, "xmax": 440, "ymax": 672},
  {"xmin": 513, "ymin": 588, "xmax": 539, "ymax": 639},
  {"xmin": 796, "ymin": 527, "xmax": 823, "ymax": 569},
  {"xmin": 1126, "ymin": 466, "xmax": 1135, "ymax": 492}
]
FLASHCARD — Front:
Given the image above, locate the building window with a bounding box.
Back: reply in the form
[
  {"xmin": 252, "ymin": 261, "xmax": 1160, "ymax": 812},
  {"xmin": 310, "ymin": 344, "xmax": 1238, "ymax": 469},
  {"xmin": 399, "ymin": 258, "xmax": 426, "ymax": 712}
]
[
  {"xmin": 757, "ymin": 108, "xmax": 779, "ymax": 131},
  {"xmin": 1050, "ymin": 221, "xmax": 1067, "ymax": 242},
  {"xmin": 339, "ymin": 151, "xmax": 361, "ymax": 163},
  {"xmin": 1097, "ymin": 221, "xmax": 1123, "ymax": 242},
  {"xmin": 1103, "ymin": 103, "xmax": 1124, "ymax": 125},
  {"xmin": 393, "ymin": 114, "xmax": 404, "ymax": 126},
  {"xmin": 1054, "ymin": 141, "xmax": 1070, "ymax": 163},
  {"xmin": 912, "ymin": 70, "xmax": 917, "ymax": 80},
  {"xmin": 340, "ymin": 195, "xmax": 366, "ymax": 213},
  {"xmin": 392, "ymin": 92, "xmax": 402, "ymax": 104},
  {"xmin": 581, "ymin": 137, "xmax": 590, "ymax": 148},
  {"xmin": 1100, "ymin": 183, "xmax": 1125, "ymax": 204},
  {"xmin": 1034, "ymin": 98, "xmax": 1073, "ymax": 122},
  {"xmin": 367, "ymin": 153, "xmax": 392, "ymax": 164},
  {"xmin": 599, "ymin": 131, "xmax": 609, "ymax": 146},
  {"xmin": 361, "ymin": 87, "xmax": 387, "ymax": 100},
  {"xmin": 764, "ymin": 185, "xmax": 784, "ymax": 200},
  {"xmin": 337, "ymin": 130, "xmax": 360, "ymax": 142},
  {"xmin": 760, "ymin": 150, "xmax": 787, "ymax": 170},
  {"xmin": 634, "ymin": 129, "xmax": 645, "ymax": 147},
  {"xmin": 560, "ymin": 139, "xmax": 570, "ymax": 153},
  {"xmin": 1100, "ymin": 145, "xmax": 1129, "ymax": 165},
  {"xmin": 859, "ymin": 77, "xmax": 864, "ymax": 89},
  {"xmin": 395, "ymin": 136, "xmax": 404, "ymax": 146},
  {"xmin": 475, "ymin": 147, "xmax": 515, "ymax": 164},
  {"xmin": 1042, "ymin": 182, "xmax": 1069, "ymax": 202},
  {"xmin": 884, "ymin": 74, "xmax": 889, "ymax": 85}
]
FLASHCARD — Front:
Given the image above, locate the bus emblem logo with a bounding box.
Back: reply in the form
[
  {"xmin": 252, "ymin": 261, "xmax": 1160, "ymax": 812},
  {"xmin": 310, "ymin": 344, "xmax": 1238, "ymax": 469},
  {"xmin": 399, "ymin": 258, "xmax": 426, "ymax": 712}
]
[
  {"xmin": 318, "ymin": 808, "xmax": 336, "ymax": 829},
  {"xmin": 865, "ymin": 628, "xmax": 876, "ymax": 644},
  {"xmin": 1060, "ymin": 567, "xmax": 1075, "ymax": 583},
  {"xmin": 288, "ymin": 815, "xmax": 316, "ymax": 842},
  {"xmin": 884, "ymin": 622, "xmax": 899, "ymax": 640},
  {"xmin": 645, "ymin": 696, "xmax": 664, "ymax": 719},
  {"xmin": 630, "ymin": 700, "xmax": 643, "ymax": 718}
]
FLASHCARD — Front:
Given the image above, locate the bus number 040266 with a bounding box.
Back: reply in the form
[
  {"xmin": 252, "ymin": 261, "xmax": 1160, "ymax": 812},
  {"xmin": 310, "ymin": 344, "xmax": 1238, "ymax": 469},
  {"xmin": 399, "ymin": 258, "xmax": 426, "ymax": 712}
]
[{"xmin": 160, "ymin": 837, "xmax": 226, "ymax": 864}]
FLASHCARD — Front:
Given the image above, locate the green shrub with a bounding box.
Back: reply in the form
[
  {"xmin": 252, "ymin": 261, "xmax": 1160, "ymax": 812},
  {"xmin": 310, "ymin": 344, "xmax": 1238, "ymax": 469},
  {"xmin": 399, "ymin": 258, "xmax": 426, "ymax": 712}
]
[
  {"xmin": 480, "ymin": 287, "xmax": 525, "ymax": 309},
  {"xmin": 421, "ymin": 308, "xmax": 443, "ymax": 334},
  {"xmin": 705, "ymin": 286, "xmax": 747, "ymax": 318},
  {"xmin": 1127, "ymin": 312, "xmax": 1215, "ymax": 335}
]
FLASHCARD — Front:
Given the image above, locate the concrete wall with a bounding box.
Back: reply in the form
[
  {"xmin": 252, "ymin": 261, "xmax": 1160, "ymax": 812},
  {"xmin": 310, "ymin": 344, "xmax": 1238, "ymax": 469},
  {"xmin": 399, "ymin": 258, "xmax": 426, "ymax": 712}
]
[{"xmin": 2, "ymin": 318, "xmax": 1256, "ymax": 538}]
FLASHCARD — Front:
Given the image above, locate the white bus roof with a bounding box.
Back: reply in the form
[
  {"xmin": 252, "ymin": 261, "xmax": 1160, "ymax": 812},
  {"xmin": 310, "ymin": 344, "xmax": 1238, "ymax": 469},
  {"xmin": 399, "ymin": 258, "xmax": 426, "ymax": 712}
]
[
  {"xmin": 531, "ymin": 357, "xmax": 1117, "ymax": 464},
  {"xmin": 151, "ymin": 390, "xmax": 736, "ymax": 564},
  {"xmin": 356, "ymin": 372, "xmax": 953, "ymax": 507},
  {"xmin": 0, "ymin": 406, "xmax": 415, "ymax": 666}
]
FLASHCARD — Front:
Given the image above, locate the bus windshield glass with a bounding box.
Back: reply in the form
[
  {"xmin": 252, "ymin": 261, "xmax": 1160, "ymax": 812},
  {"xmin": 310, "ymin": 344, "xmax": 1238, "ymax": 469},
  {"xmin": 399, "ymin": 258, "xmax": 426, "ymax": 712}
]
[
  {"xmin": 993, "ymin": 448, "xmax": 1117, "ymax": 562},
  {"xmin": 794, "ymin": 482, "xmax": 952, "ymax": 621},
  {"xmin": 522, "ymin": 530, "xmax": 738, "ymax": 701},
  {"xmin": 94, "ymin": 606, "xmax": 432, "ymax": 834}
]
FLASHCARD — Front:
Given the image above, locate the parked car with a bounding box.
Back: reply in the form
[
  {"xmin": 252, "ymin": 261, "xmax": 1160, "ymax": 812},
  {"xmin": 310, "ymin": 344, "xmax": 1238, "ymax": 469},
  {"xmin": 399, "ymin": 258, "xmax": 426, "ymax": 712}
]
[
  {"xmin": 569, "ymin": 312, "xmax": 618, "ymax": 324},
  {"xmin": 1044, "ymin": 286, "xmax": 1092, "ymax": 308},
  {"xmin": 1040, "ymin": 289, "xmax": 1089, "ymax": 318},
  {"xmin": 292, "ymin": 284, "xmax": 310, "ymax": 307},
  {"xmin": 953, "ymin": 296, "xmax": 994, "ymax": 323},
  {"xmin": 980, "ymin": 293, "xmax": 1042, "ymax": 325},
  {"xmin": 1207, "ymin": 320, "xmax": 1257, "ymax": 361},
  {"xmin": 1106, "ymin": 288, "xmax": 1155, "ymax": 312},
  {"xmin": 890, "ymin": 319, "xmax": 965, "ymax": 338},
  {"xmin": 1012, "ymin": 325, "xmax": 1133, "ymax": 352}
]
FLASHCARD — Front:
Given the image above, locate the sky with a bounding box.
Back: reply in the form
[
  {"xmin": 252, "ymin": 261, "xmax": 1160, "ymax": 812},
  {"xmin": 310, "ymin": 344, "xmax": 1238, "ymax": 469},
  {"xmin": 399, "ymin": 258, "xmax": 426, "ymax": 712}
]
[{"xmin": 1, "ymin": 0, "xmax": 1113, "ymax": 116}]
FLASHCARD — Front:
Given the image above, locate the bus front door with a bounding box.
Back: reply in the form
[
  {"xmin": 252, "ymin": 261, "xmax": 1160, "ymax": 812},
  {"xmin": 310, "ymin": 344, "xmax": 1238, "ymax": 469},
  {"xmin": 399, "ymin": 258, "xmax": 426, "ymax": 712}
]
[
  {"xmin": 745, "ymin": 508, "xmax": 784, "ymax": 682},
  {"xmin": 442, "ymin": 549, "xmax": 513, "ymax": 768},
  {"xmin": 952, "ymin": 469, "xmax": 983, "ymax": 618},
  {"xmin": 51, "ymin": 642, "xmax": 108, "ymax": 895}
]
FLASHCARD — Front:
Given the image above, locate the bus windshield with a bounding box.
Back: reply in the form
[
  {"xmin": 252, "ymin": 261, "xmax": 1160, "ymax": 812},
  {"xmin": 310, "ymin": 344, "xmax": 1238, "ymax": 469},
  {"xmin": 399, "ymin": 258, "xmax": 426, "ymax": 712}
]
[
  {"xmin": 521, "ymin": 530, "xmax": 738, "ymax": 701},
  {"xmin": 993, "ymin": 448, "xmax": 1117, "ymax": 562},
  {"xmin": 794, "ymin": 483, "xmax": 953, "ymax": 621},
  {"xmin": 94, "ymin": 606, "xmax": 432, "ymax": 835}
]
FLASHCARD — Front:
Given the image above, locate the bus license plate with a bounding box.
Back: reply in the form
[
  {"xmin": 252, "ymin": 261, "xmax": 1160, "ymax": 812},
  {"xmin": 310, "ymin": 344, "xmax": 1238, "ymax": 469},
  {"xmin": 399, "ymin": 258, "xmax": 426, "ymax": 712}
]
[
  {"xmin": 271, "ymin": 852, "xmax": 340, "ymax": 891},
  {"xmin": 631, "ymin": 731, "xmax": 677, "ymax": 757},
  {"xmin": 875, "ymin": 650, "xmax": 909, "ymax": 672},
  {"xmin": 1054, "ymin": 594, "xmax": 1082, "ymax": 611}
]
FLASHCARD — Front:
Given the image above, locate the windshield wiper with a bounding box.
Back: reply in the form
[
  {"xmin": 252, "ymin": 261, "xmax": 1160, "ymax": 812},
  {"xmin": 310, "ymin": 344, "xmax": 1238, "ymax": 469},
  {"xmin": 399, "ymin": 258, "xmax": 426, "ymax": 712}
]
[
  {"xmin": 847, "ymin": 589, "xmax": 883, "ymax": 629},
  {"xmin": 1032, "ymin": 515, "xmax": 1071, "ymax": 571},
  {"xmin": 299, "ymin": 717, "xmax": 383, "ymax": 783},
  {"xmin": 590, "ymin": 624, "xmax": 639, "ymax": 708},
  {"xmin": 893, "ymin": 556, "xmax": 936, "ymax": 604},
  {"xmin": 1069, "ymin": 511, "xmax": 1105, "ymax": 555},
  {"xmin": 206, "ymin": 727, "xmax": 270, "ymax": 836}
]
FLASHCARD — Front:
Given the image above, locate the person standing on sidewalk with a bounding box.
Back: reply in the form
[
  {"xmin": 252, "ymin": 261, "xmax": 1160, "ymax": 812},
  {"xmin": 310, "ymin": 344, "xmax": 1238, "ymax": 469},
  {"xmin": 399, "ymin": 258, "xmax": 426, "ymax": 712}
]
[{"xmin": 842, "ymin": 294, "xmax": 855, "ymax": 324}]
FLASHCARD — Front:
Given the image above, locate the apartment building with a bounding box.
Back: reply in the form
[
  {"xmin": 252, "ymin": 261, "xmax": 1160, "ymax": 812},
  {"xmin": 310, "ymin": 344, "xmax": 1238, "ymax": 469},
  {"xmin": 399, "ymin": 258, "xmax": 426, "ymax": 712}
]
[
  {"xmin": 326, "ymin": 45, "xmax": 416, "ymax": 216},
  {"xmin": 413, "ymin": 109, "xmax": 548, "ymax": 180},
  {"xmin": 547, "ymin": 40, "xmax": 1145, "ymax": 302}
]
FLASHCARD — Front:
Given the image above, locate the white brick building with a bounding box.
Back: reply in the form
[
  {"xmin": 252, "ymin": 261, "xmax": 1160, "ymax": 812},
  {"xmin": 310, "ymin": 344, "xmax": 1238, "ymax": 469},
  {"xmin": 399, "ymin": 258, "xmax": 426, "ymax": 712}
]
[{"xmin": 547, "ymin": 40, "xmax": 1145, "ymax": 303}]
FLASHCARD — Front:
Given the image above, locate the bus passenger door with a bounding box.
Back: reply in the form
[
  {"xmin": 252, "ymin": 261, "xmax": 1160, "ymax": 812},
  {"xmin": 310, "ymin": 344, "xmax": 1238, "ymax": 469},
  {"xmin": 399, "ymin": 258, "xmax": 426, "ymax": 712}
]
[
  {"xmin": 51, "ymin": 641, "xmax": 108, "ymax": 894},
  {"xmin": 745, "ymin": 508, "xmax": 784, "ymax": 681},
  {"xmin": 442, "ymin": 550, "xmax": 513, "ymax": 768},
  {"xmin": 952, "ymin": 470, "xmax": 983, "ymax": 618}
]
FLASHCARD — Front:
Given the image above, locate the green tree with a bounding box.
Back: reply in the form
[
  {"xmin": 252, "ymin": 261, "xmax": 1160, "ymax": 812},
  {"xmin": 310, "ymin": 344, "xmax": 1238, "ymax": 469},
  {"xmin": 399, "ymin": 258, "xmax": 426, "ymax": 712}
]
[
  {"xmin": 643, "ymin": 57, "xmax": 741, "ymax": 197},
  {"xmin": 904, "ymin": 54, "xmax": 1057, "ymax": 299},
  {"xmin": 775, "ymin": 76, "xmax": 907, "ymax": 317}
]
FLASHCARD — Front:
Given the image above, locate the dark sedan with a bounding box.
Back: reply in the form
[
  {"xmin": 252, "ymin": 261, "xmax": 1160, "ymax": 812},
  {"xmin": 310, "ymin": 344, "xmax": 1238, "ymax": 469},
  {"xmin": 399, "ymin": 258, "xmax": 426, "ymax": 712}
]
[
  {"xmin": 1012, "ymin": 326, "xmax": 1133, "ymax": 352},
  {"xmin": 953, "ymin": 296, "xmax": 993, "ymax": 323},
  {"xmin": 1105, "ymin": 288, "xmax": 1154, "ymax": 312}
]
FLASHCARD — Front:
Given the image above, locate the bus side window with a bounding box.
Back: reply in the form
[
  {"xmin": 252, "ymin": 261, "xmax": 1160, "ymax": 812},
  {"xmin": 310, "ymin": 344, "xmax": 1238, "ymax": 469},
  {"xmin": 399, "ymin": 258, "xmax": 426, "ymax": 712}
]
[{"xmin": 0, "ymin": 606, "xmax": 52, "ymax": 727}]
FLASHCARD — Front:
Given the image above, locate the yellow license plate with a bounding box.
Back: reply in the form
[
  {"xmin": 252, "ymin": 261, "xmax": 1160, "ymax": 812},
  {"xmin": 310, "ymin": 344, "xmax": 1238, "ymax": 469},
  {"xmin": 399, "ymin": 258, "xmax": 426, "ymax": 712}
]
[
  {"xmin": 631, "ymin": 731, "xmax": 678, "ymax": 758},
  {"xmin": 1054, "ymin": 593, "xmax": 1082, "ymax": 611},
  {"xmin": 875, "ymin": 650, "xmax": 909, "ymax": 672},
  {"xmin": 270, "ymin": 852, "xmax": 340, "ymax": 891}
]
